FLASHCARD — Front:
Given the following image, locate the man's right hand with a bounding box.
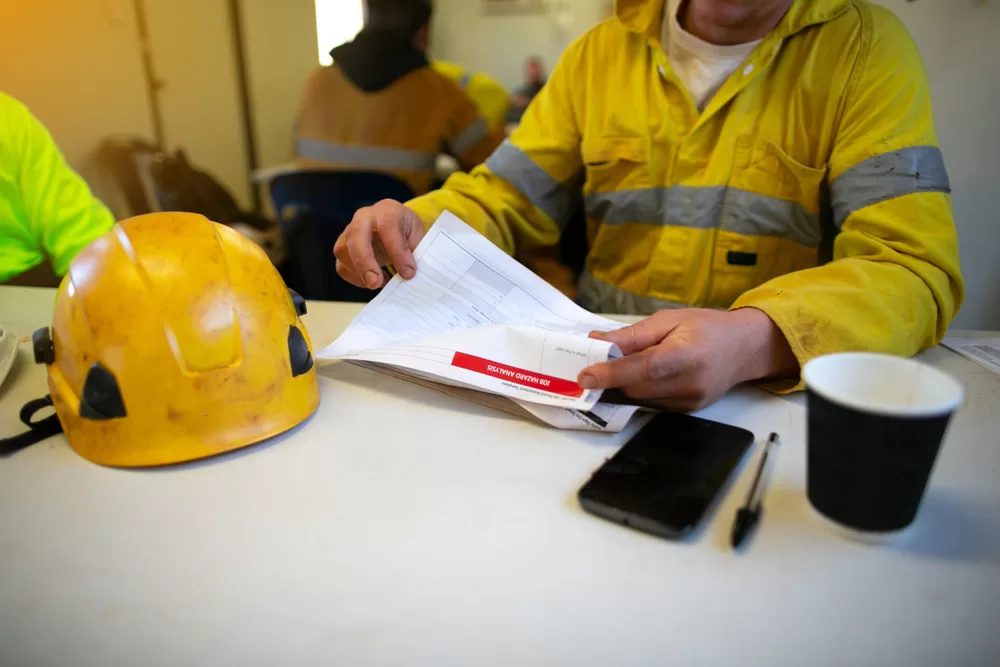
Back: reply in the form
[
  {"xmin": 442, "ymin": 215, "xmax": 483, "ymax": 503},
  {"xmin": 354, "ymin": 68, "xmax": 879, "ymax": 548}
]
[{"xmin": 333, "ymin": 199, "xmax": 426, "ymax": 289}]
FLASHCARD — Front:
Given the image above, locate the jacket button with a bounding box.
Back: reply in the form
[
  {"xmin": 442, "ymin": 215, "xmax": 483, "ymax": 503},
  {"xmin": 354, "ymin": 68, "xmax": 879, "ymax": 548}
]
[{"xmin": 743, "ymin": 63, "xmax": 754, "ymax": 75}]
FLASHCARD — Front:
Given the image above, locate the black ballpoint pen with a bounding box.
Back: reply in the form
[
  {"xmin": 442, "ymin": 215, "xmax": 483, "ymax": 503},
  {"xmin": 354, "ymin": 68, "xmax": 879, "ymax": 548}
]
[{"xmin": 731, "ymin": 432, "xmax": 780, "ymax": 550}]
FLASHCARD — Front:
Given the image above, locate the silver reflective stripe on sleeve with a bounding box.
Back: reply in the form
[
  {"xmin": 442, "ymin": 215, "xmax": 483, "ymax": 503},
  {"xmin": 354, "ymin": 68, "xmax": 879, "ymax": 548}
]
[
  {"xmin": 296, "ymin": 138, "xmax": 437, "ymax": 172},
  {"xmin": 831, "ymin": 146, "xmax": 951, "ymax": 228},
  {"xmin": 577, "ymin": 271, "xmax": 687, "ymax": 316},
  {"xmin": 585, "ymin": 186, "xmax": 822, "ymax": 248},
  {"xmin": 457, "ymin": 72, "xmax": 472, "ymax": 89},
  {"xmin": 485, "ymin": 140, "xmax": 580, "ymax": 228},
  {"xmin": 448, "ymin": 116, "xmax": 489, "ymax": 156}
]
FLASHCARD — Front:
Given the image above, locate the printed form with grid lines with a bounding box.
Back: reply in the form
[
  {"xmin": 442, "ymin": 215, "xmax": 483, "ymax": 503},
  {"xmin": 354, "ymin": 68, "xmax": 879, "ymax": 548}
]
[{"xmin": 318, "ymin": 212, "xmax": 647, "ymax": 432}]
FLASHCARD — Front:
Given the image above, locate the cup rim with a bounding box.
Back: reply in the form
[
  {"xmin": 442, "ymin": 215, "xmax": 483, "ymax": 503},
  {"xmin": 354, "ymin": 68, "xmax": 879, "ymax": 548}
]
[{"xmin": 802, "ymin": 352, "xmax": 964, "ymax": 419}]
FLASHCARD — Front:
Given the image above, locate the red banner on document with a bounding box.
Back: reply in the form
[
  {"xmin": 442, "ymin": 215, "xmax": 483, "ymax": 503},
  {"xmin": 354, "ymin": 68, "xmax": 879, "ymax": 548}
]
[{"xmin": 451, "ymin": 352, "xmax": 584, "ymax": 397}]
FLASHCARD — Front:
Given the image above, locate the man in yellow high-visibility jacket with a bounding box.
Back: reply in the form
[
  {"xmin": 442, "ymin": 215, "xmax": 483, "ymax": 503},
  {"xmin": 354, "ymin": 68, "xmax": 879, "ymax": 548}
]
[
  {"xmin": 297, "ymin": 0, "xmax": 503, "ymax": 196},
  {"xmin": 332, "ymin": 0, "xmax": 963, "ymax": 411},
  {"xmin": 1, "ymin": 92, "xmax": 115, "ymax": 286}
]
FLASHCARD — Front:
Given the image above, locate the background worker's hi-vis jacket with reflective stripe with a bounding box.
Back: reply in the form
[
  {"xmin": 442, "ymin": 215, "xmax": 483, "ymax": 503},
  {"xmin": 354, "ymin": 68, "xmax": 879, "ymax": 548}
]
[
  {"xmin": 408, "ymin": 0, "xmax": 963, "ymax": 387},
  {"xmin": 297, "ymin": 64, "xmax": 501, "ymax": 195},
  {"xmin": 433, "ymin": 61, "xmax": 510, "ymax": 133}
]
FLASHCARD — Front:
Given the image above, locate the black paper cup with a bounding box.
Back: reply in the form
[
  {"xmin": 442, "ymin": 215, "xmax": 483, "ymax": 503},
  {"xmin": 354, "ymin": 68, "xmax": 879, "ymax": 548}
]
[{"xmin": 802, "ymin": 353, "xmax": 964, "ymax": 542}]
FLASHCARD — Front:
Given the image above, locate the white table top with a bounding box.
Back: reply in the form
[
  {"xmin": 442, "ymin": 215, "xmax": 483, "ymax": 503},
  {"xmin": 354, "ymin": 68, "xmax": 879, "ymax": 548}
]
[{"xmin": 1, "ymin": 286, "xmax": 999, "ymax": 666}]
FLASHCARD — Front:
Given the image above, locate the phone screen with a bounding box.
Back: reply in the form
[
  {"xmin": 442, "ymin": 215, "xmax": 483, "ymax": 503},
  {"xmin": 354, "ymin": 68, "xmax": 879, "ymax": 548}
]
[{"xmin": 578, "ymin": 411, "xmax": 754, "ymax": 539}]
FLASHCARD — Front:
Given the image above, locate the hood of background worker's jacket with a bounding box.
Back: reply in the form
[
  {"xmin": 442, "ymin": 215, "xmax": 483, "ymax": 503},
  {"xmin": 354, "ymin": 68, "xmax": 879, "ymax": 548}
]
[{"xmin": 331, "ymin": 29, "xmax": 429, "ymax": 93}]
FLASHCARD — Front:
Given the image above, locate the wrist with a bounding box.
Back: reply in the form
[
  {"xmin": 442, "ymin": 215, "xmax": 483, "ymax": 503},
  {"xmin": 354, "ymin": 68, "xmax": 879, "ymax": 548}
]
[{"xmin": 731, "ymin": 307, "xmax": 798, "ymax": 383}]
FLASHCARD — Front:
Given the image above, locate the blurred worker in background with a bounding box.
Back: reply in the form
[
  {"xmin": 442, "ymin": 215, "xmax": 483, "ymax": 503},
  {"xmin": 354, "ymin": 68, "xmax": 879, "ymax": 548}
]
[
  {"xmin": 433, "ymin": 61, "xmax": 510, "ymax": 134},
  {"xmin": 333, "ymin": 0, "xmax": 963, "ymax": 412},
  {"xmin": 1, "ymin": 91, "xmax": 115, "ymax": 286},
  {"xmin": 296, "ymin": 0, "xmax": 502, "ymax": 196},
  {"xmin": 507, "ymin": 57, "xmax": 547, "ymax": 122}
]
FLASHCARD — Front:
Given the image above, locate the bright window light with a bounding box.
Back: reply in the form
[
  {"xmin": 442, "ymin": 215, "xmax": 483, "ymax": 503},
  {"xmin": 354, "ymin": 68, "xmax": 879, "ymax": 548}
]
[{"xmin": 315, "ymin": 0, "xmax": 364, "ymax": 66}]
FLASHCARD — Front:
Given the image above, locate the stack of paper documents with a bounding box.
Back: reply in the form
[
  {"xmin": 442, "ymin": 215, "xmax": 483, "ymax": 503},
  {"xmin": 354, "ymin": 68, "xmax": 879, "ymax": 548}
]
[
  {"xmin": 318, "ymin": 212, "xmax": 646, "ymax": 432},
  {"xmin": 941, "ymin": 336, "xmax": 1000, "ymax": 376}
]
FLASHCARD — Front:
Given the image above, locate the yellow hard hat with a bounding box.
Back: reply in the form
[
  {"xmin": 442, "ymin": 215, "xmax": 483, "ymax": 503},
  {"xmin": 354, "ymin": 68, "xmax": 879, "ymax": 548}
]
[{"xmin": 27, "ymin": 212, "xmax": 321, "ymax": 467}]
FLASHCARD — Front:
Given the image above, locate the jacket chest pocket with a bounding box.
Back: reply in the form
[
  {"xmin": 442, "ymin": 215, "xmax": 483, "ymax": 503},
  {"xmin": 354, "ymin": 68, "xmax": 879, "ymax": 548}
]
[
  {"xmin": 581, "ymin": 135, "xmax": 652, "ymax": 196},
  {"xmin": 709, "ymin": 135, "xmax": 826, "ymax": 307}
]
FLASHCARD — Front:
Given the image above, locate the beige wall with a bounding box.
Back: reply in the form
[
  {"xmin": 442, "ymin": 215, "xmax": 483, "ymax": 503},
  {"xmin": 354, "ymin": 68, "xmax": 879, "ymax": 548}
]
[
  {"xmin": 0, "ymin": 0, "xmax": 318, "ymax": 211},
  {"xmin": 143, "ymin": 0, "xmax": 249, "ymax": 206},
  {"xmin": 242, "ymin": 0, "xmax": 319, "ymax": 170},
  {"xmin": 875, "ymin": 0, "xmax": 1000, "ymax": 330},
  {"xmin": 0, "ymin": 0, "xmax": 153, "ymax": 168},
  {"xmin": 430, "ymin": 0, "xmax": 608, "ymax": 91}
]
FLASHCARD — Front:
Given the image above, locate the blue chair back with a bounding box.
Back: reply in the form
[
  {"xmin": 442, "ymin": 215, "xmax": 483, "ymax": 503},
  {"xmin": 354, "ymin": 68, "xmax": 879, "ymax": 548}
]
[{"xmin": 270, "ymin": 171, "xmax": 414, "ymax": 301}]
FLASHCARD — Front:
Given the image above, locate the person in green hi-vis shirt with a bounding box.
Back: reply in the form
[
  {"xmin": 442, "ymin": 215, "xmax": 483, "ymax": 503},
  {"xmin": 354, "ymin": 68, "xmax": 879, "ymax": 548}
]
[{"xmin": 1, "ymin": 91, "xmax": 115, "ymax": 286}]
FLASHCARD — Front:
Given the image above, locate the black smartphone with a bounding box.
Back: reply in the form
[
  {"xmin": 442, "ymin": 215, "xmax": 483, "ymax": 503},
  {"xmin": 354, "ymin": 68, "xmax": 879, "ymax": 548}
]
[{"xmin": 578, "ymin": 411, "xmax": 754, "ymax": 540}]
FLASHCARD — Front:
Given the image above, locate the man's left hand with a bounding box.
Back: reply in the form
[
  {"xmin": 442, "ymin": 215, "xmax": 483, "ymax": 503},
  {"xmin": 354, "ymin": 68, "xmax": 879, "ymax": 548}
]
[{"xmin": 578, "ymin": 308, "xmax": 799, "ymax": 412}]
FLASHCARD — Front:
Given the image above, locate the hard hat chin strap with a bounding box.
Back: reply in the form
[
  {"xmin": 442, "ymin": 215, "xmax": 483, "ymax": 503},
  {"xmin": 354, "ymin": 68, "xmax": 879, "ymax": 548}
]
[{"xmin": 0, "ymin": 396, "xmax": 64, "ymax": 456}]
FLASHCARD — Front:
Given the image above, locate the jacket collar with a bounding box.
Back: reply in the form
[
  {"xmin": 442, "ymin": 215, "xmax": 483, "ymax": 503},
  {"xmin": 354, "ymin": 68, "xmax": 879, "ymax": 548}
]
[{"xmin": 615, "ymin": 0, "xmax": 852, "ymax": 42}]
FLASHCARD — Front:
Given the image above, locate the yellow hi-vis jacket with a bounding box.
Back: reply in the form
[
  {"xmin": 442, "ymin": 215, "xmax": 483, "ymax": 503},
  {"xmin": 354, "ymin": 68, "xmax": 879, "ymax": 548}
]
[
  {"xmin": 297, "ymin": 64, "xmax": 503, "ymax": 196},
  {"xmin": 432, "ymin": 61, "xmax": 510, "ymax": 132},
  {"xmin": 407, "ymin": 0, "xmax": 963, "ymax": 387}
]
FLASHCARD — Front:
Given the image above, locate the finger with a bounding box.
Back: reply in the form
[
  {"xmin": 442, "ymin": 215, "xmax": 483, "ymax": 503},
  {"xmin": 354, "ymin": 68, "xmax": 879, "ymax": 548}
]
[
  {"xmin": 402, "ymin": 207, "xmax": 427, "ymax": 251},
  {"xmin": 590, "ymin": 311, "xmax": 683, "ymax": 355},
  {"xmin": 620, "ymin": 380, "xmax": 682, "ymax": 401},
  {"xmin": 578, "ymin": 338, "xmax": 690, "ymax": 389},
  {"xmin": 373, "ymin": 202, "xmax": 417, "ymax": 279},
  {"xmin": 333, "ymin": 229, "xmax": 350, "ymax": 265},
  {"xmin": 370, "ymin": 236, "xmax": 391, "ymax": 268},
  {"xmin": 336, "ymin": 259, "xmax": 365, "ymax": 288},
  {"xmin": 623, "ymin": 380, "xmax": 724, "ymax": 413},
  {"xmin": 345, "ymin": 213, "xmax": 384, "ymax": 289},
  {"xmin": 628, "ymin": 395, "xmax": 704, "ymax": 414},
  {"xmin": 334, "ymin": 232, "xmax": 368, "ymax": 286}
]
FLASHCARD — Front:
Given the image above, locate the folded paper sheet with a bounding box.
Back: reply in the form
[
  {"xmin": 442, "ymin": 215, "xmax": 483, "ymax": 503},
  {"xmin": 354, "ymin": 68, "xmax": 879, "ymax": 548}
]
[{"xmin": 318, "ymin": 212, "xmax": 647, "ymax": 431}]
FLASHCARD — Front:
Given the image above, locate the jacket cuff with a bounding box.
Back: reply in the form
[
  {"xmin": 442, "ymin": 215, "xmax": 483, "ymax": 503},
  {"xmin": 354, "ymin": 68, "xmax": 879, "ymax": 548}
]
[{"xmin": 730, "ymin": 294, "xmax": 814, "ymax": 394}]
